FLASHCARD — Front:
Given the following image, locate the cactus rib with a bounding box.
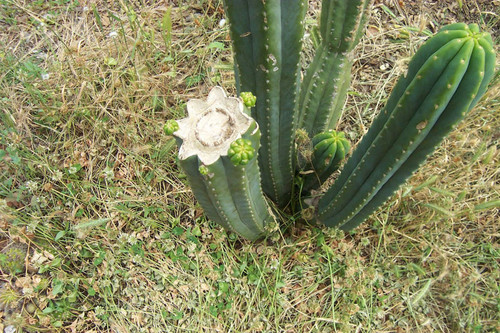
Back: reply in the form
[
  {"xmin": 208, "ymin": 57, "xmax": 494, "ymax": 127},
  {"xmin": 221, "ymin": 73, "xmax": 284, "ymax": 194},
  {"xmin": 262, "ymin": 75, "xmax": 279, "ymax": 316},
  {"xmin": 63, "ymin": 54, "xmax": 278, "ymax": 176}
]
[
  {"xmin": 223, "ymin": 1, "xmax": 255, "ymax": 94},
  {"xmin": 339, "ymin": 40, "xmax": 489, "ymax": 230},
  {"xmin": 179, "ymin": 121, "xmax": 273, "ymax": 241},
  {"xmin": 297, "ymin": 47, "xmax": 352, "ymax": 135},
  {"xmin": 319, "ymin": 36, "xmax": 467, "ymax": 210},
  {"xmin": 179, "ymin": 156, "xmax": 232, "ymax": 231},
  {"xmin": 320, "ymin": 0, "xmax": 372, "ymax": 53}
]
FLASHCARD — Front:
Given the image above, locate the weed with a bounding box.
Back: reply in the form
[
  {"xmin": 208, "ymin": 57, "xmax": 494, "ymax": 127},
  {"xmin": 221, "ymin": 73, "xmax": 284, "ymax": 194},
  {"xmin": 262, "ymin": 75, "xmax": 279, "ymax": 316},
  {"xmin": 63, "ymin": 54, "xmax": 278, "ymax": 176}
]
[{"xmin": 0, "ymin": 242, "xmax": 27, "ymax": 275}]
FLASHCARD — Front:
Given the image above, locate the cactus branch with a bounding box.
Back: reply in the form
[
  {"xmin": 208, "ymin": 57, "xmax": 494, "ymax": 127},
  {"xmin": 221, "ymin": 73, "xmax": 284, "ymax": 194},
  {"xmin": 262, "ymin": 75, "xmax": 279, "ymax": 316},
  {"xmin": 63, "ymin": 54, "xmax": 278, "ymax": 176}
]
[
  {"xmin": 317, "ymin": 23, "xmax": 495, "ymax": 230},
  {"xmin": 302, "ymin": 130, "xmax": 350, "ymax": 191},
  {"xmin": 173, "ymin": 87, "xmax": 274, "ymax": 240},
  {"xmin": 297, "ymin": 0, "xmax": 372, "ymax": 136},
  {"xmin": 224, "ymin": 0, "xmax": 307, "ymax": 207}
]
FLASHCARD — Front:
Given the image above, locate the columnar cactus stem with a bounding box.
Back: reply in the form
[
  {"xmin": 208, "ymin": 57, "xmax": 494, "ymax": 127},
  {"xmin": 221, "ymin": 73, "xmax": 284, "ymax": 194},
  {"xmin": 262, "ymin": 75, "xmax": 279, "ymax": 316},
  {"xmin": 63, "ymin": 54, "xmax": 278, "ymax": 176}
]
[
  {"xmin": 172, "ymin": 87, "xmax": 274, "ymax": 240},
  {"xmin": 317, "ymin": 23, "xmax": 496, "ymax": 230},
  {"xmin": 297, "ymin": 0, "xmax": 372, "ymax": 136},
  {"xmin": 223, "ymin": 0, "xmax": 307, "ymax": 207}
]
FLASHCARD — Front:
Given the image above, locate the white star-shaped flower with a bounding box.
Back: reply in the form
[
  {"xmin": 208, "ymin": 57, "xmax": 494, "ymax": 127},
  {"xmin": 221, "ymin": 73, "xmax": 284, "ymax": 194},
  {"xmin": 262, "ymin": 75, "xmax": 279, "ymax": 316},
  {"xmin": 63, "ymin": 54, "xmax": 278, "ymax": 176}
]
[{"xmin": 174, "ymin": 86, "xmax": 253, "ymax": 165}]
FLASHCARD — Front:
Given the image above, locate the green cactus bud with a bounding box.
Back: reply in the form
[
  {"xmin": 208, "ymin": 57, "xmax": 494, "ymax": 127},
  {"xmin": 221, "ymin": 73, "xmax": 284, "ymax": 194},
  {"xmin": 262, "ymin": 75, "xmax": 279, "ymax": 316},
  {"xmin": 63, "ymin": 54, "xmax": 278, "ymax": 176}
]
[
  {"xmin": 163, "ymin": 119, "xmax": 179, "ymax": 136},
  {"xmin": 312, "ymin": 130, "xmax": 350, "ymax": 170},
  {"xmin": 198, "ymin": 165, "xmax": 209, "ymax": 176},
  {"xmin": 228, "ymin": 138, "xmax": 255, "ymax": 166},
  {"xmin": 303, "ymin": 130, "xmax": 350, "ymax": 191},
  {"xmin": 240, "ymin": 92, "xmax": 257, "ymax": 108}
]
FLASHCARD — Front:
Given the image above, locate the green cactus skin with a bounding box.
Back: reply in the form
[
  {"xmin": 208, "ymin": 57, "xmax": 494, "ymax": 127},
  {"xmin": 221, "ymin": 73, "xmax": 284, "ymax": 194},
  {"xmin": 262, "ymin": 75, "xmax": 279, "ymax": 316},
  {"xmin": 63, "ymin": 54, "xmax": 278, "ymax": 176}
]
[
  {"xmin": 179, "ymin": 121, "xmax": 274, "ymax": 241},
  {"xmin": 223, "ymin": 0, "xmax": 307, "ymax": 207},
  {"xmin": 297, "ymin": 0, "xmax": 372, "ymax": 136},
  {"xmin": 317, "ymin": 23, "xmax": 496, "ymax": 230},
  {"xmin": 320, "ymin": 0, "xmax": 373, "ymax": 54},
  {"xmin": 303, "ymin": 130, "xmax": 350, "ymax": 190}
]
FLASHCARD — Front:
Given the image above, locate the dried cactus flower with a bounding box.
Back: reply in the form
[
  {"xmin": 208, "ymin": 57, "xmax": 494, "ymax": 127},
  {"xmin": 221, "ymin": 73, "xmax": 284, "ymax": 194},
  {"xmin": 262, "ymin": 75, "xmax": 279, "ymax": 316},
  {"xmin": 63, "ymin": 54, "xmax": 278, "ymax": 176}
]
[{"xmin": 175, "ymin": 86, "xmax": 253, "ymax": 165}]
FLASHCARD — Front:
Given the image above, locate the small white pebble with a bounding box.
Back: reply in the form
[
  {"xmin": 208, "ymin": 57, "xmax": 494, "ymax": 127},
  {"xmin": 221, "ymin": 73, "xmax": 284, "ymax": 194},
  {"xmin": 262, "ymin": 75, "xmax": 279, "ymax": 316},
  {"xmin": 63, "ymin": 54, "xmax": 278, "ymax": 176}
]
[
  {"xmin": 218, "ymin": 18, "xmax": 226, "ymax": 28},
  {"xmin": 41, "ymin": 73, "xmax": 50, "ymax": 80},
  {"xmin": 35, "ymin": 51, "xmax": 48, "ymax": 59},
  {"xmin": 82, "ymin": 6, "xmax": 89, "ymax": 11},
  {"xmin": 5, "ymin": 325, "xmax": 16, "ymax": 333},
  {"xmin": 108, "ymin": 31, "xmax": 118, "ymax": 38}
]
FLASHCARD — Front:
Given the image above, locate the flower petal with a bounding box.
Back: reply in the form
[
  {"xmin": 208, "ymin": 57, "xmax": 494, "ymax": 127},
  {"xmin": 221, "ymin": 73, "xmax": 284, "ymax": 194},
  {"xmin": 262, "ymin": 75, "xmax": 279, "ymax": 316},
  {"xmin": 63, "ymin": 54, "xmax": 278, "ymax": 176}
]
[{"xmin": 186, "ymin": 99, "xmax": 207, "ymax": 117}]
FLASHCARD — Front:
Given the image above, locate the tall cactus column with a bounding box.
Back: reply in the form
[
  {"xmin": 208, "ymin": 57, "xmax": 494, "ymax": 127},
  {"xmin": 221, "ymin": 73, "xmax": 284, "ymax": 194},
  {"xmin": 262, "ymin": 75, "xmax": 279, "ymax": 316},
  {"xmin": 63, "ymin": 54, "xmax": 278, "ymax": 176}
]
[
  {"xmin": 317, "ymin": 23, "xmax": 496, "ymax": 230},
  {"xmin": 297, "ymin": 0, "xmax": 372, "ymax": 136},
  {"xmin": 223, "ymin": 0, "xmax": 307, "ymax": 207},
  {"xmin": 168, "ymin": 87, "xmax": 274, "ymax": 241}
]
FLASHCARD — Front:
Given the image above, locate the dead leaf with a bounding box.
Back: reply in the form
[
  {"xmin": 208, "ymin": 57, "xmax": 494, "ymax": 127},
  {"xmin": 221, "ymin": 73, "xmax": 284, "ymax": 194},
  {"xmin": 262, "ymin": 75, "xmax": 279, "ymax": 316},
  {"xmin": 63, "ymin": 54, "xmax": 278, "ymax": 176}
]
[
  {"xmin": 43, "ymin": 183, "xmax": 54, "ymax": 192},
  {"xmin": 101, "ymin": 14, "xmax": 110, "ymax": 27}
]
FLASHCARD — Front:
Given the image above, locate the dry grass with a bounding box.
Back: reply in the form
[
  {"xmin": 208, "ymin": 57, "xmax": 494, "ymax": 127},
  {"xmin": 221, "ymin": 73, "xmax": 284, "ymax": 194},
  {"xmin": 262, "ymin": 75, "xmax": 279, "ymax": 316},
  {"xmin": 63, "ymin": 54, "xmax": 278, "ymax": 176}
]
[{"xmin": 0, "ymin": 0, "xmax": 498, "ymax": 332}]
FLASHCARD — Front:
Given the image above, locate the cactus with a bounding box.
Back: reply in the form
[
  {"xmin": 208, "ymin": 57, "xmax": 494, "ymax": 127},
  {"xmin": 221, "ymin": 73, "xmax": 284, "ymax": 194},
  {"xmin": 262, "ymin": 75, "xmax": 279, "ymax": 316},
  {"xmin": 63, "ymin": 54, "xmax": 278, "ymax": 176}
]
[
  {"xmin": 223, "ymin": 0, "xmax": 308, "ymax": 207},
  {"xmin": 302, "ymin": 130, "xmax": 350, "ymax": 191},
  {"xmin": 171, "ymin": 87, "xmax": 274, "ymax": 240},
  {"xmin": 297, "ymin": 0, "xmax": 372, "ymax": 136},
  {"xmin": 166, "ymin": 1, "xmax": 496, "ymax": 240},
  {"xmin": 317, "ymin": 23, "xmax": 496, "ymax": 230}
]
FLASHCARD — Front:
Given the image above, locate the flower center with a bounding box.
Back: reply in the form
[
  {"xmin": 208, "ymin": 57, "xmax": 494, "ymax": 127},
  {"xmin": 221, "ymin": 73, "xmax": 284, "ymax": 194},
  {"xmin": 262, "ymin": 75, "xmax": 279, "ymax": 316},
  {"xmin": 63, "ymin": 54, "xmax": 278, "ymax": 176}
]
[{"xmin": 195, "ymin": 108, "xmax": 235, "ymax": 147}]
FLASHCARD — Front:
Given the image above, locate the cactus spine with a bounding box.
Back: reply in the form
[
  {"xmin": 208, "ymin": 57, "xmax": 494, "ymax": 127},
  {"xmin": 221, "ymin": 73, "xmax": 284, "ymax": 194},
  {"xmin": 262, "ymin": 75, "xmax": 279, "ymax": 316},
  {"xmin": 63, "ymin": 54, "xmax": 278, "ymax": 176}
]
[
  {"xmin": 223, "ymin": 0, "xmax": 307, "ymax": 207},
  {"xmin": 297, "ymin": 0, "xmax": 372, "ymax": 136},
  {"xmin": 317, "ymin": 23, "xmax": 496, "ymax": 230}
]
